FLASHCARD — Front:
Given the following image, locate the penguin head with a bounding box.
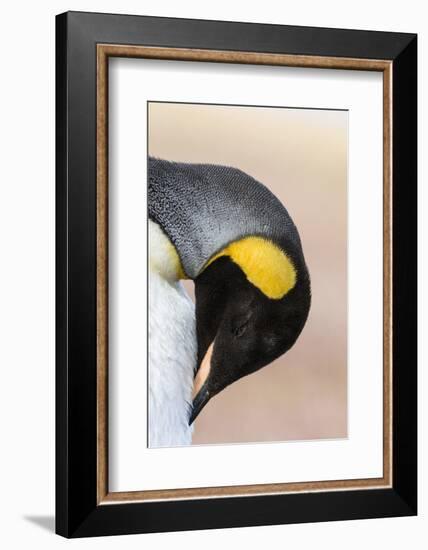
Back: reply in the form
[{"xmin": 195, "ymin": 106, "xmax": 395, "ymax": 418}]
[{"xmin": 189, "ymin": 238, "xmax": 311, "ymax": 424}]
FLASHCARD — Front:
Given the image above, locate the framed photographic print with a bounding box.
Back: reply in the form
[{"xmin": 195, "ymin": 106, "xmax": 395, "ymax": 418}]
[{"xmin": 56, "ymin": 11, "xmax": 417, "ymax": 537}]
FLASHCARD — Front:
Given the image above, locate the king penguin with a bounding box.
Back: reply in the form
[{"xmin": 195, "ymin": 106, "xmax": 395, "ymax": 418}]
[{"xmin": 148, "ymin": 157, "xmax": 311, "ymax": 447}]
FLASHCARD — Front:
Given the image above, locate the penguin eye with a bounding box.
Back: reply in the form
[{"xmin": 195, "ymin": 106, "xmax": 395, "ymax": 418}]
[{"xmin": 232, "ymin": 321, "xmax": 249, "ymax": 338}]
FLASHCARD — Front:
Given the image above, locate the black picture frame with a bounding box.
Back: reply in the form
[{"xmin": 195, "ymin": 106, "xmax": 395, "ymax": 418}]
[{"xmin": 56, "ymin": 11, "xmax": 417, "ymax": 538}]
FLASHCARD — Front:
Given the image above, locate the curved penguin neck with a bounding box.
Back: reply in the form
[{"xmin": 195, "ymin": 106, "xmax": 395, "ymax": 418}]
[
  {"xmin": 148, "ymin": 157, "xmax": 303, "ymax": 280},
  {"xmin": 148, "ymin": 220, "xmax": 196, "ymax": 447}
]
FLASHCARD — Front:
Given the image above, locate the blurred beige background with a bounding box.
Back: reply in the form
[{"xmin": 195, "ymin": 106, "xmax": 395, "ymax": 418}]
[{"xmin": 149, "ymin": 101, "xmax": 348, "ymax": 445}]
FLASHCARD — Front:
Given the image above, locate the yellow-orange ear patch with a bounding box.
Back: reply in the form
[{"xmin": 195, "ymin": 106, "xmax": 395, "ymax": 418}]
[{"xmin": 205, "ymin": 237, "xmax": 296, "ymax": 300}]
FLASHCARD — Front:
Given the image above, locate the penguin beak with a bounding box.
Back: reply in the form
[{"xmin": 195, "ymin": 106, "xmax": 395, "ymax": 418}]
[
  {"xmin": 189, "ymin": 381, "xmax": 210, "ymax": 425},
  {"xmin": 189, "ymin": 342, "xmax": 214, "ymax": 425}
]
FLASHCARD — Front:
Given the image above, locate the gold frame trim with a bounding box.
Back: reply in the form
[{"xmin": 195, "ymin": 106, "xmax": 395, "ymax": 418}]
[{"xmin": 96, "ymin": 44, "xmax": 393, "ymax": 505}]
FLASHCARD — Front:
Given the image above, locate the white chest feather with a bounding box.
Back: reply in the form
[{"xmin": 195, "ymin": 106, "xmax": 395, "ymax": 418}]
[{"xmin": 148, "ymin": 221, "xmax": 196, "ymax": 447}]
